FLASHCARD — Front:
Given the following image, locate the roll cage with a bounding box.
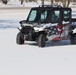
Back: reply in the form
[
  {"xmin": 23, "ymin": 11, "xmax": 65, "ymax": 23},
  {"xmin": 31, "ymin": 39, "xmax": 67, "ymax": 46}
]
[{"xmin": 26, "ymin": 6, "xmax": 71, "ymax": 25}]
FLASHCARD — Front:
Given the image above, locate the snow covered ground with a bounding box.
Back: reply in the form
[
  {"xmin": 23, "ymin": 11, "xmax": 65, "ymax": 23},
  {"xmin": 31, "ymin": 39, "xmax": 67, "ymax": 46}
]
[
  {"xmin": 0, "ymin": 28, "xmax": 76, "ymax": 75},
  {"xmin": 0, "ymin": 8, "xmax": 30, "ymax": 28},
  {"xmin": 0, "ymin": 7, "xmax": 76, "ymax": 75}
]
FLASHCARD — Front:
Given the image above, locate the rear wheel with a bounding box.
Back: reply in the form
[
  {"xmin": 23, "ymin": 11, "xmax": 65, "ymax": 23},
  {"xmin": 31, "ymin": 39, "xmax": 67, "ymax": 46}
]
[
  {"xmin": 70, "ymin": 34, "xmax": 76, "ymax": 44},
  {"xmin": 37, "ymin": 34, "xmax": 46, "ymax": 47},
  {"xmin": 16, "ymin": 32, "xmax": 24, "ymax": 45}
]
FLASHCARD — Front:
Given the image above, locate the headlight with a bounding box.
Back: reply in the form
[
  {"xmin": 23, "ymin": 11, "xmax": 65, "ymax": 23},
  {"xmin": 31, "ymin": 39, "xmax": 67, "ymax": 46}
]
[
  {"xmin": 19, "ymin": 26, "xmax": 22, "ymax": 30},
  {"xmin": 34, "ymin": 27, "xmax": 44, "ymax": 32}
]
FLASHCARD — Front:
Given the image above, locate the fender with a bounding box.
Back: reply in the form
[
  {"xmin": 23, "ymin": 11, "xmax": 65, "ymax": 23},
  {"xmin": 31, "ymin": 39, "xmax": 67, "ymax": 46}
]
[
  {"xmin": 69, "ymin": 25, "xmax": 76, "ymax": 35},
  {"xmin": 72, "ymin": 28, "xmax": 76, "ymax": 34}
]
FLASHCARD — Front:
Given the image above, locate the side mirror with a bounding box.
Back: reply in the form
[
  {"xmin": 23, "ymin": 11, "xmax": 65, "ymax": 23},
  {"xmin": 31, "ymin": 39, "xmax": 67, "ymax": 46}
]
[
  {"xmin": 19, "ymin": 20, "xmax": 26, "ymax": 24},
  {"xmin": 19, "ymin": 20, "xmax": 26, "ymax": 27}
]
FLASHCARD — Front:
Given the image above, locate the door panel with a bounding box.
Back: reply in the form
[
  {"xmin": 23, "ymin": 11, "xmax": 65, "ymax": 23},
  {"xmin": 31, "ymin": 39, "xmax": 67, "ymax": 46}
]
[
  {"xmin": 62, "ymin": 9, "xmax": 71, "ymax": 39},
  {"xmin": 48, "ymin": 9, "xmax": 62, "ymax": 41}
]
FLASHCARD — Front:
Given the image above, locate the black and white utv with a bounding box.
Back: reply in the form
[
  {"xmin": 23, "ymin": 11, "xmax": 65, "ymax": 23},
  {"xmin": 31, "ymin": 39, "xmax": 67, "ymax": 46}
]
[{"xmin": 16, "ymin": 5, "xmax": 76, "ymax": 47}]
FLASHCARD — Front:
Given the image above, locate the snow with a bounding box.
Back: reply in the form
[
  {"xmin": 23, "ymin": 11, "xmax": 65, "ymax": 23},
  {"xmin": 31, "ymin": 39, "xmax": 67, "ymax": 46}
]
[
  {"xmin": 0, "ymin": 3, "xmax": 76, "ymax": 75},
  {"xmin": 0, "ymin": 9, "xmax": 30, "ymax": 28},
  {"xmin": 0, "ymin": 0, "xmax": 76, "ymax": 8},
  {"xmin": 0, "ymin": 1, "xmax": 39, "ymax": 7},
  {"xmin": 0, "ymin": 0, "xmax": 51, "ymax": 7},
  {"xmin": 0, "ymin": 28, "xmax": 76, "ymax": 75},
  {"xmin": 72, "ymin": 8, "xmax": 76, "ymax": 18}
]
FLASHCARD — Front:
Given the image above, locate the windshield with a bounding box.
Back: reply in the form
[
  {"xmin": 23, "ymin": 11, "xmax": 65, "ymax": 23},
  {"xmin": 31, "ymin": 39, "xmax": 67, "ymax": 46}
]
[{"xmin": 27, "ymin": 9, "xmax": 48, "ymax": 23}]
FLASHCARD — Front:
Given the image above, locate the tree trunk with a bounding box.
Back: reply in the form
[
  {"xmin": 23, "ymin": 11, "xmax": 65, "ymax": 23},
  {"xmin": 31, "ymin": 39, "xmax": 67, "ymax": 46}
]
[
  {"xmin": 67, "ymin": 0, "xmax": 70, "ymax": 7},
  {"xmin": 61, "ymin": 0, "xmax": 66, "ymax": 7},
  {"xmin": 41, "ymin": 0, "xmax": 44, "ymax": 5},
  {"xmin": 21, "ymin": 0, "xmax": 24, "ymax": 5},
  {"xmin": 2, "ymin": 0, "xmax": 8, "ymax": 4},
  {"xmin": 51, "ymin": 0, "xmax": 53, "ymax": 5},
  {"xmin": 61, "ymin": 0, "xmax": 70, "ymax": 7}
]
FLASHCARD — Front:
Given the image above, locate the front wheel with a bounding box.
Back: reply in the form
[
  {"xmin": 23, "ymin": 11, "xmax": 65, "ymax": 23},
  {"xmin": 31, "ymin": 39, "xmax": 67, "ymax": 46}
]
[
  {"xmin": 16, "ymin": 32, "xmax": 24, "ymax": 45},
  {"xmin": 70, "ymin": 34, "xmax": 76, "ymax": 44},
  {"xmin": 37, "ymin": 34, "xmax": 46, "ymax": 47}
]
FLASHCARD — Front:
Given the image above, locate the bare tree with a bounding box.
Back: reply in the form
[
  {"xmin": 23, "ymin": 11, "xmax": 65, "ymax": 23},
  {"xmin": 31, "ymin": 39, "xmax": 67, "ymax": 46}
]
[
  {"xmin": 61, "ymin": 0, "xmax": 71, "ymax": 7},
  {"xmin": 19, "ymin": 0, "xmax": 37, "ymax": 5},
  {"xmin": 54, "ymin": 0, "xmax": 71, "ymax": 7},
  {"xmin": 67, "ymin": 0, "xmax": 70, "ymax": 7},
  {"xmin": 41, "ymin": 0, "xmax": 44, "ymax": 5},
  {"xmin": 21, "ymin": 0, "xmax": 24, "ymax": 5},
  {"xmin": 1, "ymin": 0, "xmax": 9, "ymax": 4},
  {"xmin": 51, "ymin": 0, "xmax": 53, "ymax": 5}
]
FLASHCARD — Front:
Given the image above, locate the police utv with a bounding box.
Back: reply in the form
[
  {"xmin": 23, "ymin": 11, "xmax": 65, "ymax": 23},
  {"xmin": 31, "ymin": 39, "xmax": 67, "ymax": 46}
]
[{"xmin": 16, "ymin": 5, "xmax": 76, "ymax": 47}]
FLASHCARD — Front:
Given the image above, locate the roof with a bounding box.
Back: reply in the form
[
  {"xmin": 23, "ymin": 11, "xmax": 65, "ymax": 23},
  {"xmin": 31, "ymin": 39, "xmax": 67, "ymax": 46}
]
[{"xmin": 31, "ymin": 5, "xmax": 71, "ymax": 10}]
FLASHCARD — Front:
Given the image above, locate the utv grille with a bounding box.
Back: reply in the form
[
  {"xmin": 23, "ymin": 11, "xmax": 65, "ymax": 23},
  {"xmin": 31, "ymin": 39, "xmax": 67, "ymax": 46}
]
[{"xmin": 21, "ymin": 26, "xmax": 34, "ymax": 34}]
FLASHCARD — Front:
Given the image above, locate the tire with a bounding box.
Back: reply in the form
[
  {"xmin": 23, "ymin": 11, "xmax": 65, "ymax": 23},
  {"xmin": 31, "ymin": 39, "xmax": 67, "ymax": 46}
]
[
  {"xmin": 37, "ymin": 34, "xmax": 46, "ymax": 47},
  {"xmin": 16, "ymin": 32, "xmax": 24, "ymax": 45},
  {"xmin": 70, "ymin": 34, "xmax": 76, "ymax": 44}
]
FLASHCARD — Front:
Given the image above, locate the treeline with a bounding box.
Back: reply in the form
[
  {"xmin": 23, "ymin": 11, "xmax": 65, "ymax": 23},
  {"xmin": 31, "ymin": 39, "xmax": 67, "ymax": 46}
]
[
  {"xmin": 0, "ymin": 0, "xmax": 9, "ymax": 4},
  {"xmin": 0, "ymin": 0, "xmax": 76, "ymax": 7},
  {"xmin": 41, "ymin": 0, "xmax": 76, "ymax": 7}
]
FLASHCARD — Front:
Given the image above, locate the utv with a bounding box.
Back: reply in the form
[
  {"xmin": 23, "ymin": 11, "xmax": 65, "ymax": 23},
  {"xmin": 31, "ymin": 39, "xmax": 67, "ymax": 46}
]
[{"xmin": 16, "ymin": 5, "xmax": 76, "ymax": 47}]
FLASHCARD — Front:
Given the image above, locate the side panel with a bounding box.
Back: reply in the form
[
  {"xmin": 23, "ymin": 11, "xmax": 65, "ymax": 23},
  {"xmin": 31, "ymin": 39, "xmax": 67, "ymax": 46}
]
[
  {"xmin": 60, "ymin": 8, "xmax": 71, "ymax": 39},
  {"xmin": 47, "ymin": 24, "xmax": 64, "ymax": 41},
  {"xmin": 47, "ymin": 8, "xmax": 71, "ymax": 41}
]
